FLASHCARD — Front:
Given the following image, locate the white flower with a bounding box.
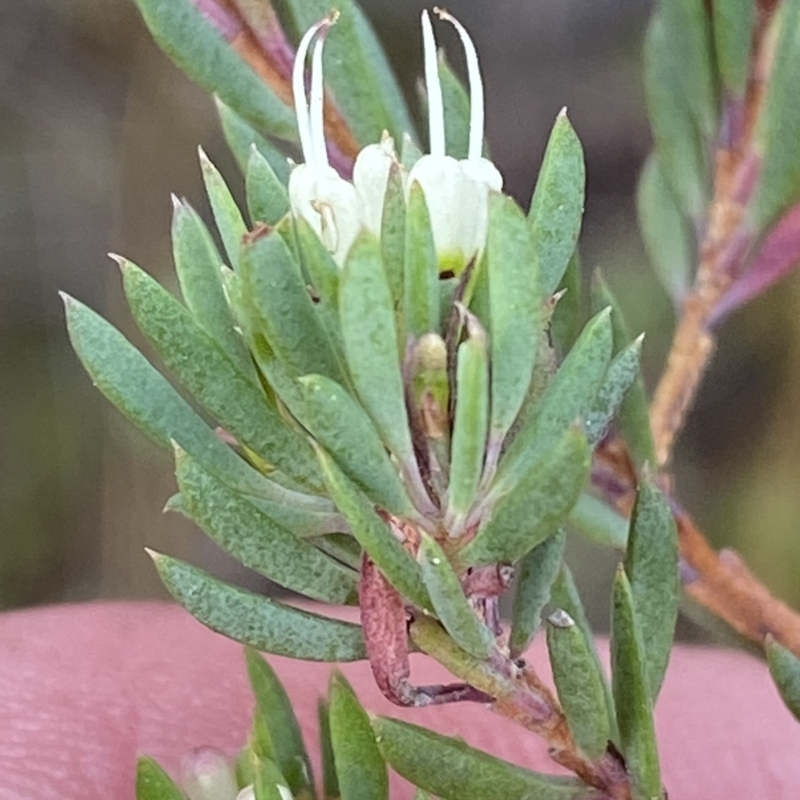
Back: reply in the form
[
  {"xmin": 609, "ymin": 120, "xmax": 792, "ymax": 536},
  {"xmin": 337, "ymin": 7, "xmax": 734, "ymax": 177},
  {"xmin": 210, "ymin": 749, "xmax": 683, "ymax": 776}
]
[
  {"xmin": 407, "ymin": 8, "xmax": 503, "ymax": 273},
  {"xmin": 287, "ymin": 9, "xmax": 500, "ymax": 272},
  {"xmin": 288, "ymin": 14, "xmax": 396, "ymax": 266}
]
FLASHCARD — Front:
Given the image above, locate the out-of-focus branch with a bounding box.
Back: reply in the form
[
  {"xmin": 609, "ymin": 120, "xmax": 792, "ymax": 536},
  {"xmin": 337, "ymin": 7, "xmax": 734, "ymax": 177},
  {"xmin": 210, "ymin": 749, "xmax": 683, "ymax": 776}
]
[
  {"xmin": 192, "ymin": 0, "xmax": 361, "ymax": 164},
  {"xmin": 595, "ymin": 7, "xmax": 800, "ymax": 659}
]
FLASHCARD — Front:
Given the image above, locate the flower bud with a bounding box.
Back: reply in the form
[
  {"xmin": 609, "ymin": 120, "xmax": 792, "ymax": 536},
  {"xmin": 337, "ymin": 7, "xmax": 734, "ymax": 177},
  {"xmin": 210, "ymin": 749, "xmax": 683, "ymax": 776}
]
[{"xmin": 181, "ymin": 747, "xmax": 239, "ymax": 800}]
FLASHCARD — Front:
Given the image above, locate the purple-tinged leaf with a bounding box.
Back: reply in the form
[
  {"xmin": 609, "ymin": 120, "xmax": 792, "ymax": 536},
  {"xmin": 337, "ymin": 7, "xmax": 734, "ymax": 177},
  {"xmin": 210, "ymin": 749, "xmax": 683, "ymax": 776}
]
[{"xmin": 712, "ymin": 202, "xmax": 800, "ymax": 323}]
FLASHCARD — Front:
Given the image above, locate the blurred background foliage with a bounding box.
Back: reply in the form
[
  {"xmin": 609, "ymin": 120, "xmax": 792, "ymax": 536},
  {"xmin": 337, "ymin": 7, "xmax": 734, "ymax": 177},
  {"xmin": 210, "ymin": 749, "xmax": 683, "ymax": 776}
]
[{"xmin": 2, "ymin": 0, "xmax": 799, "ymax": 629}]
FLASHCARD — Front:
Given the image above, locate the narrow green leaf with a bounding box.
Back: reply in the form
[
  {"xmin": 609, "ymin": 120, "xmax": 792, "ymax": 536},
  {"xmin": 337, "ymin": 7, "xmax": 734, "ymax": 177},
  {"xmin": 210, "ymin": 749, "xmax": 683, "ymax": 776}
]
[
  {"xmin": 121, "ymin": 259, "xmax": 324, "ymax": 492},
  {"xmin": 246, "ymin": 145, "xmax": 290, "ymax": 225},
  {"xmin": 751, "ymin": 0, "xmax": 800, "ymax": 232},
  {"xmin": 591, "ymin": 273, "xmax": 656, "ymax": 468},
  {"xmin": 151, "ymin": 552, "xmax": 367, "ymax": 661},
  {"xmin": 547, "ymin": 610, "xmax": 612, "ymax": 759},
  {"xmin": 551, "ymin": 565, "xmax": 617, "ymax": 743},
  {"xmin": 528, "ymin": 110, "xmax": 585, "ymax": 295},
  {"xmin": 136, "ymin": 756, "xmax": 186, "ymax": 800},
  {"xmin": 643, "ymin": 13, "xmax": 709, "ymax": 218},
  {"xmin": 419, "ymin": 534, "xmax": 496, "ymax": 659},
  {"xmin": 461, "ymin": 427, "xmax": 591, "ymax": 567},
  {"xmin": 216, "ymin": 97, "xmax": 291, "ymax": 183},
  {"xmin": 448, "ymin": 327, "xmax": 489, "ymax": 520},
  {"xmin": 551, "ymin": 250, "xmax": 583, "ymax": 355},
  {"xmin": 312, "ymin": 533, "xmax": 362, "ymax": 572},
  {"xmin": 171, "ymin": 198, "xmax": 253, "ymax": 377},
  {"xmin": 567, "ymin": 493, "xmax": 628, "ymax": 550},
  {"xmin": 611, "ymin": 568, "xmax": 662, "ymax": 799},
  {"xmin": 62, "ymin": 294, "xmax": 286, "ymax": 501},
  {"xmin": 277, "ymin": 0, "xmax": 414, "ymax": 145},
  {"xmin": 506, "ymin": 331, "xmax": 557, "ymax": 446},
  {"xmin": 400, "ymin": 133, "xmax": 423, "ymax": 169},
  {"xmin": 585, "ymin": 336, "xmax": 644, "ymax": 448},
  {"xmin": 318, "ymin": 700, "xmax": 340, "ymax": 800},
  {"xmin": 373, "ymin": 717, "xmax": 587, "ymax": 800},
  {"xmin": 298, "ymin": 374, "xmax": 414, "ymax": 516},
  {"xmin": 199, "ymin": 147, "xmax": 247, "ymax": 271},
  {"xmin": 293, "ymin": 216, "xmax": 347, "ymax": 364},
  {"xmin": 657, "ymin": 0, "xmax": 718, "ymax": 140},
  {"xmin": 509, "ymin": 530, "xmax": 566, "ymax": 658},
  {"xmin": 766, "ymin": 637, "xmax": 800, "ymax": 722},
  {"xmin": 176, "ymin": 452, "xmax": 357, "ymax": 604},
  {"xmin": 495, "ymin": 307, "xmax": 613, "ymax": 493},
  {"xmin": 403, "ymin": 183, "xmax": 440, "ymax": 338},
  {"xmin": 316, "ymin": 448, "xmax": 431, "ymax": 612},
  {"xmin": 636, "ymin": 153, "xmax": 694, "ymax": 300},
  {"xmin": 487, "ymin": 194, "xmax": 542, "ymax": 446},
  {"xmin": 380, "ymin": 161, "xmax": 406, "ymax": 314},
  {"xmin": 624, "ymin": 478, "xmax": 680, "ymax": 700},
  {"xmin": 243, "ymin": 493, "xmax": 345, "ymax": 539},
  {"xmin": 251, "ymin": 755, "xmax": 294, "ymax": 800},
  {"xmin": 712, "ymin": 0, "xmax": 756, "ymax": 98},
  {"xmin": 133, "ymin": 0, "xmax": 296, "ymax": 140},
  {"xmin": 329, "ymin": 673, "xmax": 389, "ymax": 800},
  {"xmin": 340, "ymin": 232, "xmax": 414, "ymax": 466},
  {"xmin": 246, "ymin": 648, "xmax": 316, "ymax": 799},
  {"xmin": 241, "ymin": 230, "xmax": 348, "ymax": 385}
]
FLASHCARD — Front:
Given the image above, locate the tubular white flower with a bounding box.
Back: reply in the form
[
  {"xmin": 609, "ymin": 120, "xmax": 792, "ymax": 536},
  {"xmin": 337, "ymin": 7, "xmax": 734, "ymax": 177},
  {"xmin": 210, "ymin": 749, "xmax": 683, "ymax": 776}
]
[
  {"xmin": 288, "ymin": 13, "xmax": 361, "ymax": 266},
  {"xmin": 288, "ymin": 13, "xmax": 400, "ymax": 266},
  {"xmin": 287, "ymin": 10, "xmax": 498, "ymax": 271},
  {"xmin": 407, "ymin": 8, "xmax": 503, "ymax": 273}
]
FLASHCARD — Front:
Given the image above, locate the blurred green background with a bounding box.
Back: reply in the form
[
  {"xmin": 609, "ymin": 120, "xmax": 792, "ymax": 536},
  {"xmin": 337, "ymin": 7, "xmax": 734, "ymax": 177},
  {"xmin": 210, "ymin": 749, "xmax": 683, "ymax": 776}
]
[{"xmin": 2, "ymin": 0, "xmax": 799, "ymax": 628}]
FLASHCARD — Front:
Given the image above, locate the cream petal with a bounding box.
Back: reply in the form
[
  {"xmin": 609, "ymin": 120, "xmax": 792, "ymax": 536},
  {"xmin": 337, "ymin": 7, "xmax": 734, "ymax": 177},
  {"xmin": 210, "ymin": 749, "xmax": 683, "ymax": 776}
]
[
  {"xmin": 313, "ymin": 169, "xmax": 362, "ymax": 265},
  {"xmin": 407, "ymin": 153, "xmax": 468, "ymax": 270},
  {"xmin": 289, "ymin": 163, "xmax": 361, "ymax": 266},
  {"xmin": 288, "ymin": 163, "xmax": 322, "ymax": 235},
  {"xmin": 353, "ymin": 136, "xmax": 397, "ymax": 235},
  {"xmin": 461, "ymin": 156, "xmax": 503, "ymax": 193},
  {"xmin": 460, "ymin": 158, "xmax": 503, "ymax": 258}
]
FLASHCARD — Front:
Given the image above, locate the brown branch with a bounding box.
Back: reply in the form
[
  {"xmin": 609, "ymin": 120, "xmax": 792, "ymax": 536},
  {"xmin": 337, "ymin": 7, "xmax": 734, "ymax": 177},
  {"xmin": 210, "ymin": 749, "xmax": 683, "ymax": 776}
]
[
  {"xmin": 676, "ymin": 507, "xmax": 800, "ymax": 655},
  {"xmin": 410, "ymin": 616, "xmax": 632, "ymax": 799},
  {"xmin": 603, "ymin": 8, "xmax": 800, "ymax": 659}
]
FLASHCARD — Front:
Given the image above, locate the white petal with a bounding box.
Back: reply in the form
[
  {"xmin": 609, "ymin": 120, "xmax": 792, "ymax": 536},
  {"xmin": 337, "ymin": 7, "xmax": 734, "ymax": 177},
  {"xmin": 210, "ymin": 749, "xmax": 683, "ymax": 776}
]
[
  {"xmin": 458, "ymin": 160, "xmax": 497, "ymax": 260},
  {"xmin": 288, "ymin": 163, "xmax": 321, "ymax": 233},
  {"xmin": 421, "ymin": 10, "xmax": 446, "ymax": 158},
  {"xmin": 289, "ymin": 163, "xmax": 361, "ymax": 266},
  {"xmin": 292, "ymin": 23, "xmax": 323, "ymax": 167},
  {"xmin": 314, "ymin": 170, "xmax": 361, "ymax": 265},
  {"xmin": 407, "ymin": 153, "xmax": 469, "ymax": 270},
  {"xmin": 434, "ymin": 8, "xmax": 485, "ymax": 161},
  {"xmin": 461, "ymin": 156, "xmax": 503, "ymax": 193},
  {"xmin": 309, "ymin": 26, "xmax": 331, "ymax": 170},
  {"xmin": 292, "ymin": 14, "xmax": 337, "ymax": 171},
  {"xmin": 353, "ymin": 135, "xmax": 398, "ymax": 235}
]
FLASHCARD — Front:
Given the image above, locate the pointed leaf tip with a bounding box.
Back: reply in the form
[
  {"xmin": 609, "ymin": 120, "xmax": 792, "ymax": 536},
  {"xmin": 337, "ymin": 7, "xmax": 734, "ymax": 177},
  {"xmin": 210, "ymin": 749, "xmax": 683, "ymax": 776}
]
[{"xmin": 766, "ymin": 635, "xmax": 800, "ymax": 722}]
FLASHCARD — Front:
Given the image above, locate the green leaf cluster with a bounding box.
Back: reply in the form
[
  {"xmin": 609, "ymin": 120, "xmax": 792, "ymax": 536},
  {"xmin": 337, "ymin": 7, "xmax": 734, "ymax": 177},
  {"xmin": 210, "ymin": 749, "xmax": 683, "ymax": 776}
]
[
  {"xmin": 638, "ymin": 0, "xmax": 800, "ymax": 300},
  {"xmin": 137, "ymin": 650, "xmax": 593, "ymax": 800},
  {"xmin": 67, "ymin": 3, "xmax": 708, "ymax": 798},
  {"xmin": 64, "ymin": 88, "xmax": 646, "ymax": 667}
]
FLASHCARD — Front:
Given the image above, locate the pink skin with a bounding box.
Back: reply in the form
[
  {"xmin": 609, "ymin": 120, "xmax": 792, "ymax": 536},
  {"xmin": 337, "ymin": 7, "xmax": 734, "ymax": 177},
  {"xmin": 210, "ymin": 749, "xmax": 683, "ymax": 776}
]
[{"xmin": 1, "ymin": 601, "xmax": 800, "ymax": 799}]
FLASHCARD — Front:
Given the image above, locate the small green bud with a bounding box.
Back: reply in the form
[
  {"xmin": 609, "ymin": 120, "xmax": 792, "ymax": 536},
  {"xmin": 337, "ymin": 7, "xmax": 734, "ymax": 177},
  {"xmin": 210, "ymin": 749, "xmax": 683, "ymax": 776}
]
[{"xmin": 410, "ymin": 332, "xmax": 450, "ymax": 440}]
